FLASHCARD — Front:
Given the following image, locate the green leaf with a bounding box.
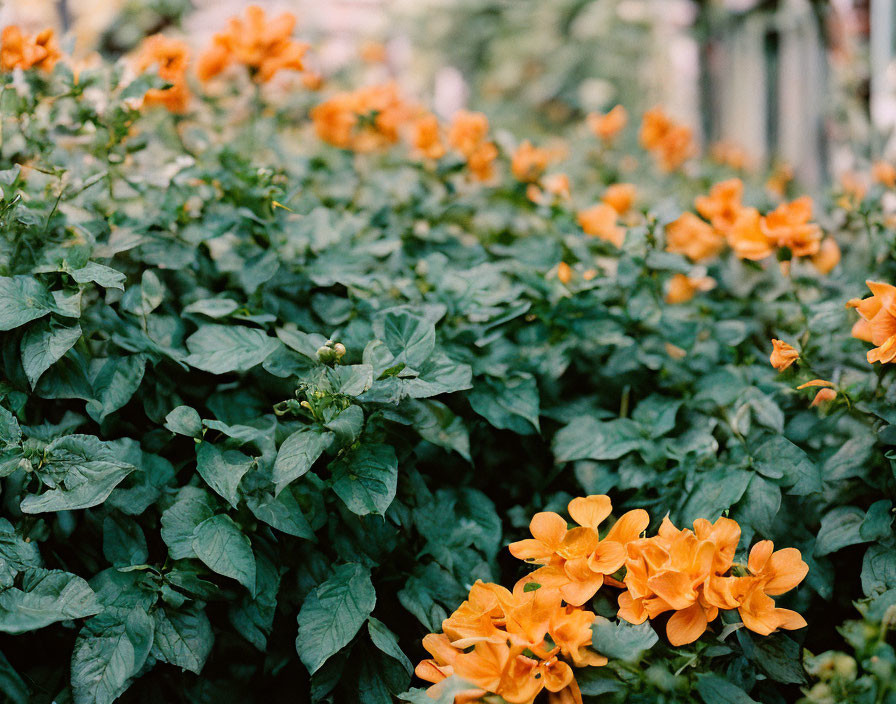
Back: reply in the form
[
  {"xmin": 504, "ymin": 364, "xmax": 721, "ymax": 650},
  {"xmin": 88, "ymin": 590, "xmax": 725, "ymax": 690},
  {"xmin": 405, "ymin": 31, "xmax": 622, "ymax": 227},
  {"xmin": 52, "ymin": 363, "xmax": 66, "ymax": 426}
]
[
  {"xmin": 247, "ymin": 487, "xmax": 315, "ymax": 539},
  {"xmin": 632, "ymin": 394, "xmax": 681, "ymax": 437},
  {"xmin": 69, "ymin": 262, "xmax": 126, "ymax": 291},
  {"xmin": 695, "ymin": 674, "xmax": 759, "ymax": 704},
  {"xmin": 151, "ymin": 605, "xmax": 213, "ymax": 675},
  {"xmin": 862, "ymin": 544, "xmax": 896, "ymax": 596},
  {"xmin": 680, "ymin": 467, "xmax": 751, "ymax": 525},
  {"xmin": 751, "ymin": 436, "xmax": 821, "ymax": 495},
  {"xmin": 164, "ymin": 405, "xmax": 202, "ymax": 437},
  {"xmin": 296, "ymin": 563, "xmax": 376, "ymax": 675},
  {"xmin": 468, "ymin": 374, "xmax": 540, "ymax": 434},
  {"xmin": 374, "ymin": 309, "xmax": 436, "ymax": 368},
  {"xmin": 160, "ymin": 487, "xmax": 216, "ymax": 560},
  {"xmin": 191, "ymin": 515, "xmax": 257, "ymax": 595},
  {"xmin": 0, "ymin": 407, "xmax": 21, "ymax": 447},
  {"xmin": 20, "ymin": 321, "xmax": 82, "ymax": 388},
  {"xmin": 325, "ymin": 405, "xmax": 365, "ymax": 448},
  {"xmin": 71, "ymin": 607, "xmax": 155, "ymax": 704},
  {"xmin": 737, "ymin": 475, "xmax": 781, "ymax": 531},
  {"xmin": 183, "ymin": 298, "xmax": 240, "ymax": 318},
  {"xmin": 591, "ymin": 617, "xmax": 657, "ymax": 661},
  {"xmin": 330, "ymin": 443, "xmax": 398, "ymax": 516},
  {"xmin": 0, "ymin": 650, "xmax": 30, "ymax": 704},
  {"xmin": 748, "ymin": 633, "xmax": 806, "ymax": 684},
  {"xmin": 0, "ymin": 568, "xmax": 101, "ymax": 633},
  {"xmin": 86, "ymin": 355, "xmax": 146, "ymax": 422},
  {"xmin": 0, "ymin": 276, "xmax": 55, "ymax": 331},
  {"xmin": 368, "ymin": 618, "xmax": 413, "ymax": 676},
  {"xmin": 102, "ymin": 514, "xmax": 148, "ymax": 567},
  {"xmin": 272, "ymin": 427, "xmax": 332, "ymax": 495},
  {"xmin": 815, "ymin": 506, "xmax": 868, "ymax": 556},
  {"xmin": 20, "ymin": 435, "xmax": 136, "ymax": 514},
  {"xmin": 185, "ymin": 325, "xmax": 280, "ymax": 374},
  {"xmin": 195, "ymin": 442, "xmax": 253, "ymax": 508},
  {"xmin": 553, "ymin": 417, "xmax": 642, "ymax": 462}
]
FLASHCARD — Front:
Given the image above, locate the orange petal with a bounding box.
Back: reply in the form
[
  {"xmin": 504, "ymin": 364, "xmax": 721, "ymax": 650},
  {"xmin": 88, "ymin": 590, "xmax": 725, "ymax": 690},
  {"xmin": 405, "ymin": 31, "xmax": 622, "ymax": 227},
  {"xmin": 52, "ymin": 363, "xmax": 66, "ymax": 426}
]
[
  {"xmin": 509, "ymin": 538, "xmax": 556, "ymax": 562},
  {"xmin": 764, "ymin": 547, "xmax": 809, "ymax": 595},
  {"xmin": 666, "ymin": 603, "xmax": 709, "ymax": 646},
  {"xmin": 796, "ymin": 379, "xmax": 835, "ymax": 389},
  {"xmin": 530, "ymin": 512, "xmax": 568, "ymax": 549},
  {"xmin": 568, "ymin": 495, "xmax": 613, "ymax": 529},
  {"xmin": 647, "ymin": 571, "xmax": 696, "ymax": 611},
  {"xmin": 604, "ymin": 509, "xmax": 650, "ymax": 545},
  {"xmin": 588, "ymin": 540, "xmax": 626, "ymax": 574}
]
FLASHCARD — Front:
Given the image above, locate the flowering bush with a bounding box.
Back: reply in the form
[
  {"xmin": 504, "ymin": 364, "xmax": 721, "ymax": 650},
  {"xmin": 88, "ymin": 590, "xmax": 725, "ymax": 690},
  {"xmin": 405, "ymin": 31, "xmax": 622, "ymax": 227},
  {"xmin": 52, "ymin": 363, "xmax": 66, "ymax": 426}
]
[{"xmin": 0, "ymin": 8, "xmax": 894, "ymax": 704}]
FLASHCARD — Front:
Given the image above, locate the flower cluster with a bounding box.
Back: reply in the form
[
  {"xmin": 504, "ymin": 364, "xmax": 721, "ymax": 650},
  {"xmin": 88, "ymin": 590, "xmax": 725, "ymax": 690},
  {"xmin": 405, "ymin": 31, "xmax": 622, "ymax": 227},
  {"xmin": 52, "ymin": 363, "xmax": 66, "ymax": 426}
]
[
  {"xmin": 415, "ymin": 496, "xmax": 808, "ymax": 702},
  {"xmin": 618, "ymin": 516, "xmax": 808, "ymax": 646},
  {"xmin": 587, "ymin": 104, "xmax": 627, "ymax": 142},
  {"xmin": 447, "ymin": 110, "xmax": 499, "ymax": 181},
  {"xmin": 310, "ymin": 82, "xmax": 415, "ymax": 152},
  {"xmin": 197, "ymin": 5, "xmax": 308, "ymax": 82},
  {"xmin": 133, "ymin": 36, "xmax": 191, "ymax": 114},
  {"xmin": 0, "ymin": 25, "xmax": 60, "ymax": 72},
  {"xmin": 667, "ymin": 177, "xmax": 839, "ymax": 272},
  {"xmin": 639, "ymin": 107, "xmax": 695, "ymax": 172}
]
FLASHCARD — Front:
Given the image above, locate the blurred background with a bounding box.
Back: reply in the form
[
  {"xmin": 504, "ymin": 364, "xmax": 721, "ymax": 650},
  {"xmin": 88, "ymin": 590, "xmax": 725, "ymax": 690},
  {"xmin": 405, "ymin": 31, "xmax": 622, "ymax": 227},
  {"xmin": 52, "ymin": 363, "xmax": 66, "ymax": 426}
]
[{"xmin": 0, "ymin": 0, "xmax": 891, "ymax": 188}]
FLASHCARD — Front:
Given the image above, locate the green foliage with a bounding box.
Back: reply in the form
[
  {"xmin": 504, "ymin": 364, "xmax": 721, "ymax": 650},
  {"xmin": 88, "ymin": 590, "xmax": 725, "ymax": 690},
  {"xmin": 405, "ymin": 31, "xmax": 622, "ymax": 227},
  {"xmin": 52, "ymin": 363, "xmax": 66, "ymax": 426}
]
[{"xmin": 0, "ymin": 34, "xmax": 892, "ymax": 704}]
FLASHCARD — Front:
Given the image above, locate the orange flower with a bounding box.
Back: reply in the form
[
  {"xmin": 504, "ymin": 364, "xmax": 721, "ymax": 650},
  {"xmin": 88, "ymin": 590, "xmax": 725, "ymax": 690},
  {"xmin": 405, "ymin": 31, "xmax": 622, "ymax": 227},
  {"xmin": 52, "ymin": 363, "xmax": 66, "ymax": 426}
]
[
  {"xmin": 1, "ymin": 26, "xmax": 60, "ymax": 72},
  {"xmin": 301, "ymin": 71, "xmax": 324, "ymax": 91},
  {"xmin": 197, "ymin": 5, "xmax": 308, "ymax": 82},
  {"xmin": 726, "ymin": 207, "xmax": 775, "ymax": 261},
  {"xmin": 311, "ymin": 82, "xmax": 413, "ymax": 152},
  {"xmin": 796, "ymin": 380, "xmax": 836, "ymax": 406},
  {"xmin": 409, "ymin": 113, "xmax": 445, "ymax": 160},
  {"xmin": 695, "ymin": 179, "xmax": 744, "ymax": 234},
  {"xmin": 760, "ymin": 196, "xmax": 822, "ymax": 257},
  {"xmin": 542, "ymin": 173, "xmax": 571, "ymax": 200},
  {"xmin": 766, "ymin": 162, "xmax": 794, "ymax": 199},
  {"xmin": 578, "ymin": 204, "xmax": 625, "ymax": 247},
  {"xmin": 587, "ymin": 105, "xmax": 627, "ymax": 141},
  {"xmin": 618, "ymin": 516, "xmax": 741, "ymax": 646},
  {"xmin": 812, "ymin": 237, "xmax": 840, "ymax": 274},
  {"xmin": 133, "ymin": 35, "xmax": 191, "ymax": 113},
  {"xmin": 873, "ymin": 161, "xmax": 896, "ymax": 189},
  {"xmin": 639, "ymin": 108, "xmax": 694, "ymax": 171},
  {"xmin": 447, "ymin": 110, "xmax": 490, "ymax": 157},
  {"xmin": 736, "ymin": 541, "xmax": 808, "ymax": 636},
  {"xmin": 601, "ymin": 183, "xmax": 636, "ymax": 215},
  {"xmin": 665, "ymin": 273, "xmax": 715, "ymax": 304},
  {"xmin": 417, "ymin": 579, "xmax": 603, "ymax": 704},
  {"xmin": 847, "ymin": 281, "xmax": 896, "ymax": 363},
  {"xmin": 556, "ymin": 262, "xmax": 573, "ymax": 285},
  {"xmin": 467, "ymin": 140, "xmax": 499, "ymax": 182},
  {"xmin": 511, "ymin": 140, "xmax": 551, "ymax": 183},
  {"xmin": 710, "ymin": 141, "xmax": 752, "ymax": 171},
  {"xmin": 509, "ymin": 495, "xmax": 649, "ymax": 607},
  {"xmin": 769, "ymin": 339, "xmax": 799, "ymax": 371},
  {"xmin": 665, "ymin": 212, "xmax": 725, "ymax": 262},
  {"xmin": 359, "ymin": 40, "xmax": 387, "ymax": 64}
]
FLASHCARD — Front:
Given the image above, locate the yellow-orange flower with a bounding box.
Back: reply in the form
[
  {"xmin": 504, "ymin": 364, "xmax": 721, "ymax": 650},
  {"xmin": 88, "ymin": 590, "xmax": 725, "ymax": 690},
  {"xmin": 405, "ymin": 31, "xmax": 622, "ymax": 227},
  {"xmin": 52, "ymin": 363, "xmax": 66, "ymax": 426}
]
[
  {"xmin": 770, "ymin": 339, "xmax": 799, "ymax": 371},
  {"xmin": 726, "ymin": 207, "xmax": 775, "ymax": 261},
  {"xmin": 760, "ymin": 196, "xmax": 822, "ymax": 257},
  {"xmin": 511, "ymin": 140, "xmax": 551, "ymax": 183},
  {"xmin": 311, "ymin": 82, "xmax": 413, "ymax": 152},
  {"xmin": 695, "ymin": 179, "xmax": 744, "ymax": 234},
  {"xmin": 509, "ymin": 495, "xmax": 649, "ymax": 607},
  {"xmin": 873, "ymin": 161, "xmax": 896, "ymax": 188},
  {"xmin": 359, "ymin": 40, "xmax": 387, "ymax": 64},
  {"xmin": 133, "ymin": 35, "xmax": 191, "ymax": 114},
  {"xmin": 812, "ymin": 237, "xmax": 841, "ymax": 274},
  {"xmin": 665, "ymin": 212, "xmax": 725, "ymax": 262},
  {"xmin": 665, "ymin": 273, "xmax": 715, "ymax": 304},
  {"xmin": 710, "ymin": 141, "xmax": 752, "ymax": 171},
  {"xmin": 416, "ymin": 579, "xmax": 602, "ymax": 704},
  {"xmin": 601, "ymin": 183, "xmax": 636, "ymax": 215},
  {"xmin": 578, "ymin": 204, "xmax": 625, "ymax": 248},
  {"xmin": 556, "ymin": 262, "xmax": 573, "ymax": 285},
  {"xmin": 587, "ymin": 105, "xmax": 627, "ymax": 141},
  {"xmin": 542, "ymin": 173, "xmax": 571, "ymax": 200},
  {"xmin": 736, "ymin": 541, "xmax": 809, "ymax": 635},
  {"xmin": 847, "ymin": 281, "xmax": 896, "ymax": 363},
  {"xmin": 639, "ymin": 108, "xmax": 694, "ymax": 171},
  {"xmin": 409, "ymin": 113, "xmax": 445, "ymax": 160},
  {"xmin": 447, "ymin": 110, "xmax": 490, "ymax": 157},
  {"xmin": 1, "ymin": 25, "xmax": 60, "ymax": 72},
  {"xmin": 796, "ymin": 380, "xmax": 836, "ymax": 406},
  {"xmin": 197, "ymin": 5, "xmax": 308, "ymax": 82},
  {"xmin": 766, "ymin": 162, "xmax": 794, "ymax": 199}
]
